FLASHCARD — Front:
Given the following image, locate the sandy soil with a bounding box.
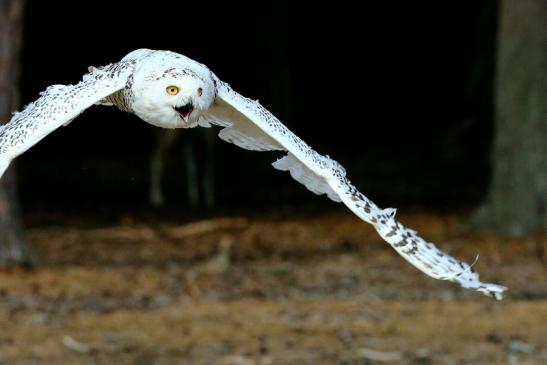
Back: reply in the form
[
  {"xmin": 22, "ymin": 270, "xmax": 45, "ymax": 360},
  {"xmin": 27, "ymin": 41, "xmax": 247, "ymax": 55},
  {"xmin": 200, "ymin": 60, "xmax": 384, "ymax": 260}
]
[{"xmin": 0, "ymin": 211, "xmax": 546, "ymax": 364}]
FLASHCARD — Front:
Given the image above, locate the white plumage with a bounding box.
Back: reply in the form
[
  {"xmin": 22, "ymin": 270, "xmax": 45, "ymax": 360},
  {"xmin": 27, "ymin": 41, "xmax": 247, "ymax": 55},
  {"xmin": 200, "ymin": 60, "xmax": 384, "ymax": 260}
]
[{"xmin": 0, "ymin": 49, "xmax": 506, "ymax": 299}]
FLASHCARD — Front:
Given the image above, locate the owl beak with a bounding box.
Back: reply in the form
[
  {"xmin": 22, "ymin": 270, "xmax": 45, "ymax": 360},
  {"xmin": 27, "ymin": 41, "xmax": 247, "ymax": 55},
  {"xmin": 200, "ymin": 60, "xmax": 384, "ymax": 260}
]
[{"xmin": 174, "ymin": 102, "xmax": 194, "ymax": 121}]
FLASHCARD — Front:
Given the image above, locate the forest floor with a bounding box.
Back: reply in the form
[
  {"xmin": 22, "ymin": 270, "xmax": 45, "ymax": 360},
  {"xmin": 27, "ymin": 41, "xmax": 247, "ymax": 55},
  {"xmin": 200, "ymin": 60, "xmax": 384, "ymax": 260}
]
[{"xmin": 0, "ymin": 210, "xmax": 546, "ymax": 365}]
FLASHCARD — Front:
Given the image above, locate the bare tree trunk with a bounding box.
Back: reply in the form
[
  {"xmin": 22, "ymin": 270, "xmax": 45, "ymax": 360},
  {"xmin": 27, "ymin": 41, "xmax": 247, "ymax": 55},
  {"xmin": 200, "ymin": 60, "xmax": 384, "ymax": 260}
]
[
  {"xmin": 0, "ymin": 0, "xmax": 32, "ymax": 265},
  {"xmin": 474, "ymin": 0, "xmax": 547, "ymax": 236}
]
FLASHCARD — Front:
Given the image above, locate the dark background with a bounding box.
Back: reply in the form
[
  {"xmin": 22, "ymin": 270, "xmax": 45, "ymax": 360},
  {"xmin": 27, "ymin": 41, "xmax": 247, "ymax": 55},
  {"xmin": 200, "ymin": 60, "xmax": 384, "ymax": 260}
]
[{"xmin": 16, "ymin": 1, "xmax": 497, "ymax": 216}]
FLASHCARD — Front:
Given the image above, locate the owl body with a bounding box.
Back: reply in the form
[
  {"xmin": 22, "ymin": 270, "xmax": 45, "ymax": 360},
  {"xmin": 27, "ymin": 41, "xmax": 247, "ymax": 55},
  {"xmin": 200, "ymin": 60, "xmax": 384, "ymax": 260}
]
[{"xmin": 0, "ymin": 49, "xmax": 507, "ymax": 299}]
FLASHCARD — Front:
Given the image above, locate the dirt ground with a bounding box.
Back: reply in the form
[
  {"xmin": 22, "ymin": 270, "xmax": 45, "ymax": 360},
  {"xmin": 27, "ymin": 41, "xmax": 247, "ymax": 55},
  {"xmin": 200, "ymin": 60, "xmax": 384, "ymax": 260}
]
[{"xmin": 0, "ymin": 210, "xmax": 546, "ymax": 364}]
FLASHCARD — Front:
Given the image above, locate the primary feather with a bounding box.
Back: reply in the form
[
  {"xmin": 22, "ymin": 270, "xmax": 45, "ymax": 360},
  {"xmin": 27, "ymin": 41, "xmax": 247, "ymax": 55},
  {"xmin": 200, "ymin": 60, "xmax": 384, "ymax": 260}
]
[{"xmin": 0, "ymin": 49, "xmax": 507, "ymax": 299}]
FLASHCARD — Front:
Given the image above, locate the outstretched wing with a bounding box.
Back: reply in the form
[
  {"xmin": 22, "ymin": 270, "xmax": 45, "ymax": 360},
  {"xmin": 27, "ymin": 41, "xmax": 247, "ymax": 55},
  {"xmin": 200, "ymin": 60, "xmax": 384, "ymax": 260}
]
[
  {"xmin": 0, "ymin": 60, "xmax": 136, "ymax": 177},
  {"xmin": 203, "ymin": 79, "xmax": 507, "ymax": 300}
]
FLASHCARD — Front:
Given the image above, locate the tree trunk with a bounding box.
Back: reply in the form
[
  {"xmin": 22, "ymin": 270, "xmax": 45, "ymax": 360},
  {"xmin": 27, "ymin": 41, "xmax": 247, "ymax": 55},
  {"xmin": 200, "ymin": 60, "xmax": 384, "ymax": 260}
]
[
  {"xmin": 474, "ymin": 0, "xmax": 547, "ymax": 236},
  {"xmin": 0, "ymin": 0, "xmax": 32, "ymax": 265}
]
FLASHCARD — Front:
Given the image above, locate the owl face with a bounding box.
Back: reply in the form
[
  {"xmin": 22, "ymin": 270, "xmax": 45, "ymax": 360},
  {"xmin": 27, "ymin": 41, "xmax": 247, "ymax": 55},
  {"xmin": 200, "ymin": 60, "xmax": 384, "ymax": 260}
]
[{"xmin": 128, "ymin": 52, "xmax": 216, "ymax": 128}]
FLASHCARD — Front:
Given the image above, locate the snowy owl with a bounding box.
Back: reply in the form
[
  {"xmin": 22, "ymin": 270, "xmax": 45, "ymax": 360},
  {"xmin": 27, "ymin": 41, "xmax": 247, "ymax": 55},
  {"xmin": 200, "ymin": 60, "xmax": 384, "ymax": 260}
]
[{"xmin": 0, "ymin": 49, "xmax": 506, "ymax": 299}]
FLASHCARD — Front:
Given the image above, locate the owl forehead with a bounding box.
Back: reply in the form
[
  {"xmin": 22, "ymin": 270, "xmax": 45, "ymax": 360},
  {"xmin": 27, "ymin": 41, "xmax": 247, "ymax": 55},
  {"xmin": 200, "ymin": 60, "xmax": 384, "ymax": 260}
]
[{"xmin": 143, "ymin": 67, "xmax": 206, "ymax": 85}]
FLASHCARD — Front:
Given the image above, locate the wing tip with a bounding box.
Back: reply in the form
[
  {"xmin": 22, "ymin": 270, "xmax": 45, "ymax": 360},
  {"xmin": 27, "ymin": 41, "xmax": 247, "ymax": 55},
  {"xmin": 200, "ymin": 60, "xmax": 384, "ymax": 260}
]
[
  {"xmin": 478, "ymin": 283, "xmax": 508, "ymax": 301},
  {"xmin": 455, "ymin": 271, "xmax": 507, "ymax": 300},
  {"xmin": 0, "ymin": 158, "xmax": 11, "ymax": 179}
]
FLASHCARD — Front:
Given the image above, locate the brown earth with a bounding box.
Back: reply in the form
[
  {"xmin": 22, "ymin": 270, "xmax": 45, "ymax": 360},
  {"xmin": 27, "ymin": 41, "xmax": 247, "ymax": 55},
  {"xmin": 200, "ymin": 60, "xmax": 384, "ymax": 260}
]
[{"xmin": 0, "ymin": 211, "xmax": 546, "ymax": 364}]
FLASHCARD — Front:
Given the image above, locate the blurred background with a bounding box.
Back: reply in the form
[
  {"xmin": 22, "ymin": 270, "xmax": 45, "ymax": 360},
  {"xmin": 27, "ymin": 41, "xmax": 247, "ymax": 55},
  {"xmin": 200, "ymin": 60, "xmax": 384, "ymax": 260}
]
[
  {"xmin": 0, "ymin": 1, "xmax": 546, "ymax": 364},
  {"xmin": 18, "ymin": 1, "xmax": 497, "ymax": 212}
]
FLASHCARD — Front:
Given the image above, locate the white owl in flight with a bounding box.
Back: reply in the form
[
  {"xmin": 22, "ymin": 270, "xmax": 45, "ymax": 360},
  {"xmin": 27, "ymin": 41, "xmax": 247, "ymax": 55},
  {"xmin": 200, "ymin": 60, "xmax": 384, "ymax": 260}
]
[{"xmin": 0, "ymin": 49, "xmax": 506, "ymax": 299}]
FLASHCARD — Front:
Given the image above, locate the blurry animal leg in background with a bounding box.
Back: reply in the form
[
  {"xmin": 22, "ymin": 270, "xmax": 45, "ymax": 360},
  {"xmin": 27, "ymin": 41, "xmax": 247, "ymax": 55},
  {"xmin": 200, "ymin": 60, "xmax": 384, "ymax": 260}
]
[
  {"xmin": 183, "ymin": 139, "xmax": 200, "ymax": 207},
  {"xmin": 183, "ymin": 128, "xmax": 217, "ymax": 209},
  {"xmin": 149, "ymin": 129, "xmax": 181, "ymax": 208},
  {"xmin": 149, "ymin": 128, "xmax": 217, "ymax": 209},
  {"xmin": 202, "ymin": 128, "xmax": 217, "ymax": 209}
]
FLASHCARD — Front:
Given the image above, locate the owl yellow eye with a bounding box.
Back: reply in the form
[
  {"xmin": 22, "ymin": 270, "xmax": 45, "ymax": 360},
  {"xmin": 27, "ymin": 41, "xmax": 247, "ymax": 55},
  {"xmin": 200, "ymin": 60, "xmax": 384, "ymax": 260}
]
[{"xmin": 166, "ymin": 86, "xmax": 179, "ymax": 95}]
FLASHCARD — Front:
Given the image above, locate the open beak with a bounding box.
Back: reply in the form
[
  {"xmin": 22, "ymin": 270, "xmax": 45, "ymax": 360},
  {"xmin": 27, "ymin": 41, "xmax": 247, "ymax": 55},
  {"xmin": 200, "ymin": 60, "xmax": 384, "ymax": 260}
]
[{"xmin": 174, "ymin": 102, "xmax": 194, "ymax": 121}]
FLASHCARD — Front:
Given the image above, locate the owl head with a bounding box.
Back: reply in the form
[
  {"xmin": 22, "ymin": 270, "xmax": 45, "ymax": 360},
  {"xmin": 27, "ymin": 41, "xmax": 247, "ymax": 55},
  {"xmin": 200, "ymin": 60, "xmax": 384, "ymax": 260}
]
[{"xmin": 125, "ymin": 49, "xmax": 216, "ymax": 128}]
